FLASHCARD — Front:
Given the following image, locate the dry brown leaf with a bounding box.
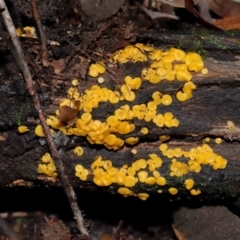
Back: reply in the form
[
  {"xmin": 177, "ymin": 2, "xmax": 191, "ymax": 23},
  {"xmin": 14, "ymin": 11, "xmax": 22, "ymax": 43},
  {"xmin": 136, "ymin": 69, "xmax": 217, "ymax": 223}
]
[
  {"xmin": 213, "ymin": 15, "xmax": 240, "ymax": 30},
  {"xmin": 58, "ymin": 100, "xmax": 80, "ymax": 126},
  {"xmin": 80, "ymin": 0, "xmax": 124, "ymax": 21},
  {"xmin": 185, "ymin": 0, "xmax": 223, "ymax": 30},
  {"xmin": 172, "ymin": 206, "xmax": 240, "ymax": 240},
  {"xmin": 210, "ymin": 0, "xmax": 240, "ymax": 17}
]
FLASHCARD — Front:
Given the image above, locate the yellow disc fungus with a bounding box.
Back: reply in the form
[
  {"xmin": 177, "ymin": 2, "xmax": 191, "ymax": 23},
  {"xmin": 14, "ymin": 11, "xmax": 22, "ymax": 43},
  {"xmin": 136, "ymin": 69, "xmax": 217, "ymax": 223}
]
[
  {"xmin": 168, "ymin": 187, "xmax": 178, "ymax": 195},
  {"xmin": 131, "ymin": 149, "xmax": 137, "ymax": 155},
  {"xmin": 38, "ymin": 153, "xmax": 58, "ymax": 178},
  {"xmin": 161, "ymin": 94, "xmax": 172, "ymax": 106},
  {"xmin": 176, "ymin": 91, "xmax": 188, "ymax": 102},
  {"xmin": 137, "ymin": 171, "xmax": 148, "ymax": 182},
  {"xmin": 227, "ymin": 120, "xmax": 235, "ymax": 130},
  {"xmin": 201, "ymin": 68, "xmax": 208, "ymax": 75},
  {"xmin": 156, "ymin": 176, "xmax": 166, "ymax": 186},
  {"xmin": 35, "ymin": 125, "xmax": 45, "ymax": 137},
  {"xmin": 137, "ymin": 193, "xmax": 149, "ymax": 201},
  {"xmin": 205, "ymin": 137, "xmax": 211, "ymax": 143},
  {"xmin": 74, "ymin": 146, "xmax": 84, "ymax": 156},
  {"xmin": 71, "ymin": 79, "xmax": 79, "ymax": 86},
  {"xmin": 97, "ymin": 77, "xmax": 104, "ymax": 83},
  {"xmin": 125, "ymin": 137, "xmax": 139, "ymax": 145},
  {"xmin": 145, "ymin": 177, "xmax": 156, "ymax": 185},
  {"xmin": 141, "ymin": 127, "xmax": 149, "ymax": 134},
  {"xmin": 88, "ymin": 62, "xmax": 106, "ymax": 77},
  {"xmin": 124, "ymin": 176, "xmax": 137, "ymax": 187},
  {"xmin": 215, "ymin": 138, "xmax": 222, "ymax": 144},
  {"xmin": 153, "ymin": 170, "xmax": 160, "ymax": 178},
  {"xmin": 190, "ymin": 189, "xmax": 201, "ymax": 196},
  {"xmin": 117, "ymin": 122, "xmax": 132, "ymax": 135},
  {"xmin": 118, "ymin": 187, "xmax": 133, "ymax": 197},
  {"xmin": 188, "ymin": 60, "xmax": 204, "ymax": 72},
  {"xmin": 18, "ymin": 126, "xmax": 29, "ymax": 133},
  {"xmin": 184, "ymin": 179, "xmax": 195, "ymax": 190},
  {"xmin": 104, "ymin": 134, "xmax": 118, "ymax": 146}
]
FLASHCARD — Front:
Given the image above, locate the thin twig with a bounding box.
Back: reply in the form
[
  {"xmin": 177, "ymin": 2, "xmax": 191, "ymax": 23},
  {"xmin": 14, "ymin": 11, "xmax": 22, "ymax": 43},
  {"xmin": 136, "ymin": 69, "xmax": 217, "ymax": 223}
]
[
  {"xmin": 29, "ymin": 0, "xmax": 49, "ymax": 66},
  {"xmin": 0, "ymin": 0, "xmax": 89, "ymax": 237},
  {"xmin": 112, "ymin": 220, "xmax": 124, "ymax": 240}
]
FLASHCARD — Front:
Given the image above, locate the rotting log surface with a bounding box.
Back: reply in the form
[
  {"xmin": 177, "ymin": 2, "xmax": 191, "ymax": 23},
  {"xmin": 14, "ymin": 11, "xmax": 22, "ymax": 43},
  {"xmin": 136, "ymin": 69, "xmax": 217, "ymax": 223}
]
[{"xmin": 0, "ymin": 29, "xmax": 240, "ymax": 202}]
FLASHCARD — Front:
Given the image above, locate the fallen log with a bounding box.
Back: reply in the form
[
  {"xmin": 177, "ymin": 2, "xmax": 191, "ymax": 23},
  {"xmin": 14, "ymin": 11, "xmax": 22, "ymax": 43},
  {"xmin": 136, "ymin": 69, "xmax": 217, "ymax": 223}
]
[{"xmin": 0, "ymin": 29, "xmax": 240, "ymax": 203}]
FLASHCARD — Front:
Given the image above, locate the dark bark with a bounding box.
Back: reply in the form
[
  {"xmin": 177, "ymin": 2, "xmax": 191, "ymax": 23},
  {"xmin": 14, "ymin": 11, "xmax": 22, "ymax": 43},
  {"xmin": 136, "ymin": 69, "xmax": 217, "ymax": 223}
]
[{"xmin": 0, "ymin": 28, "xmax": 240, "ymax": 203}]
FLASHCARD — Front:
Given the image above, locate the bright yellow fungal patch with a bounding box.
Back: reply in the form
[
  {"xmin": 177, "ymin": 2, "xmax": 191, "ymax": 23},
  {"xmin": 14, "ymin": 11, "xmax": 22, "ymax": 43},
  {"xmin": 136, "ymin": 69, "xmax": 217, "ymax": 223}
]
[
  {"xmin": 205, "ymin": 137, "xmax": 211, "ymax": 143},
  {"xmin": 227, "ymin": 121, "xmax": 235, "ymax": 130},
  {"xmin": 184, "ymin": 179, "xmax": 195, "ymax": 190},
  {"xmin": 215, "ymin": 138, "xmax": 222, "ymax": 144},
  {"xmin": 118, "ymin": 187, "xmax": 133, "ymax": 197},
  {"xmin": 176, "ymin": 91, "xmax": 188, "ymax": 102},
  {"xmin": 35, "ymin": 125, "xmax": 45, "ymax": 137},
  {"xmin": 97, "ymin": 77, "xmax": 104, "ymax": 84},
  {"xmin": 168, "ymin": 187, "xmax": 178, "ymax": 195},
  {"xmin": 190, "ymin": 189, "xmax": 201, "ymax": 196},
  {"xmin": 88, "ymin": 62, "xmax": 106, "ymax": 77},
  {"xmin": 131, "ymin": 149, "xmax": 137, "ymax": 154},
  {"xmin": 125, "ymin": 137, "xmax": 139, "ymax": 145},
  {"xmin": 16, "ymin": 26, "xmax": 37, "ymax": 38},
  {"xmin": 201, "ymin": 68, "xmax": 208, "ymax": 75},
  {"xmin": 74, "ymin": 146, "xmax": 84, "ymax": 156},
  {"xmin": 36, "ymin": 43, "xmax": 227, "ymax": 200},
  {"xmin": 141, "ymin": 127, "xmax": 149, "ymax": 134},
  {"xmin": 18, "ymin": 126, "xmax": 29, "ymax": 133},
  {"xmin": 75, "ymin": 164, "xmax": 89, "ymax": 181},
  {"xmin": 137, "ymin": 192, "xmax": 149, "ymax": 201},
  {"xmin": 71, "ymin": 79, "xmax": 79, "ymax": 86},
  {"xmin": 38, "ymin": 152, "xmax": 58, "ymax": 178},
  {"xmin": 161, "ymin": 94, "xmax": 172, "ymax": 106},
  {"xmin": 156, "ymin": 176, "xmax": 166, "ymax": 186}
]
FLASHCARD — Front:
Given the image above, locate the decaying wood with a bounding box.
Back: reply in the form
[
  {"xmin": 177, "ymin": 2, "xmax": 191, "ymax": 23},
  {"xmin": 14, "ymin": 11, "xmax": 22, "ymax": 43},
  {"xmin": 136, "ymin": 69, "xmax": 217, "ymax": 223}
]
[{"xmin": 0, "ymin": 29, "xmax": 240, "ymax": 203}]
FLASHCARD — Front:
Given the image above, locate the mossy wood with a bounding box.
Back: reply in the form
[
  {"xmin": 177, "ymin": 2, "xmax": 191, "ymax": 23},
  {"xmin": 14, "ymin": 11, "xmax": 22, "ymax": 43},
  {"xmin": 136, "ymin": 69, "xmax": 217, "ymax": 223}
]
[{"xmin": 0, "ymin": 29, "xmax": 240, "ymax": 201}]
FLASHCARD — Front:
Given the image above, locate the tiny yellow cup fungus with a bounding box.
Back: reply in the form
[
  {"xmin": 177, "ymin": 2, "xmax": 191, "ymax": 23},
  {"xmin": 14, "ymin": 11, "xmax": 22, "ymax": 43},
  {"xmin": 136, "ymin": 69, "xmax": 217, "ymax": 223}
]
[
  {"xmin": 118, "ymin": 187, "xmax": 133, "ymax": 197},
  {"xmin": 141, "ymin": 127, "xmax": 149, "ymax": 134},
  {"xmin": 35, "ymin": 125, "xmax": 45, "ymax": 137},
  {"xmin": 97, "ymin": 77, "xmax": 104, "ymax": 84},
  {"xmin": 184, "ymin": 178, "xmax": 195, "ymax": 190},
  {"xmin": 18, "ymin": 126, "xmax": 29, "ymax": 133},
  {"xmin": 190, "ymin": 189, "xmax": 201, "ymax": 196},
  {"xmin": 201, "ymin": 68, "xmax": 208, "ymax": 75},
  {"xmin": 38, "ymin": 153, "xmax": 58, "ymax": 178},
  {"xmin": 131, "ymin": 149, "xmax": 137, "ymax": 154},
  {"xmin": 215, "ymin": 138, "xmax": 222, "ymax": 144},
  {"xmin": 205, "ymin": 137, "xmax": 211, "ymax": 143},
  {"xmin": 156, "ymin": 176, "xmax": 166, "ymax": 186},
  {"xmin": 74, "ymin": 146, "xmax": 84, "ymax": 156},
  {"xmin": 125, "ymin": 137, "xmax": 139, "ymax": 145},
  {"xmin": 88, "ymin": 62, "xmax": 106, "ymax": 77},
  {"xmin": 71, "ymin": 79, "xmax": 79, "ymax": 86},
  {"xmin": 168, "ymin": 187, "xmax": 178, "ymax": 195},
  {"xmin": 137, "ymin": 192, "xmax": 149, "ymax": 201},
  {"xmin": 176, "ymin": 91, "xmax": 188, "ymax": 102},
  {"xmin": 161, "ymin": 94, "xmax": 172, "ymax": 106},
  {"xmin": 227, "ymin": 121, "xmax": 235, "ymax": 130}
]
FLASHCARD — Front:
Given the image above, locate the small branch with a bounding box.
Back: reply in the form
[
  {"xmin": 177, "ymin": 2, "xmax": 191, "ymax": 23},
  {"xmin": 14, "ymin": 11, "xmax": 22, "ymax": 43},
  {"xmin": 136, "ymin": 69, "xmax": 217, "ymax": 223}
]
[
  {"xmin": 29, "ymin": 0, "xmax": 49, "ymax": 66},
  {"xmin": 0, "ymin": 0, "xmax": 89, "ymax": 237}
]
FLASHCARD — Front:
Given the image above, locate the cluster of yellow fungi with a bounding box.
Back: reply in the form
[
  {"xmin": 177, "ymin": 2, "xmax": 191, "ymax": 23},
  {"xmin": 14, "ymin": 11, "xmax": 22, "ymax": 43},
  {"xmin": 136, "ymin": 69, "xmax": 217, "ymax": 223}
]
[
  {"xmin": 27, "ymin": 42, "xmax": 229, "ymax": 199},
  {"xmin": 37, "ymin": 152, "xmax": 58, "ymax": 178}
]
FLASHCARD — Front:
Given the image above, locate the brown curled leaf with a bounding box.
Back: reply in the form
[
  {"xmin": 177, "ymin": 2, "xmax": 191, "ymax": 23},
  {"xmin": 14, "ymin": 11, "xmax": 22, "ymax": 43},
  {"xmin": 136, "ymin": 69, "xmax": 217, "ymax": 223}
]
[{"xmin": 58, "ymin": 100, "xmax": 80, "ymax": 126}]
